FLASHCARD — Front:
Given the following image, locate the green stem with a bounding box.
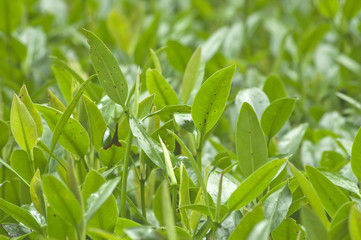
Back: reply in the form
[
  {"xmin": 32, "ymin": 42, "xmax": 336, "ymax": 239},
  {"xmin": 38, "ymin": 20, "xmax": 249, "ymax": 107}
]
[
  {"xmin": 140, "ymin": 180, "xmax": 147, "ymax": 219},
  {"xmin": 120, "ymin": 111, "xmax": 133, "ymax": 217}
]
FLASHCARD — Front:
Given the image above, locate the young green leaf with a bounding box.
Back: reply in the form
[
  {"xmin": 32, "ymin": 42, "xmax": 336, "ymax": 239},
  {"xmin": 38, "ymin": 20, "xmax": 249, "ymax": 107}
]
[
  {"xmin": 10, "ymin": 149, "xmax": 32, "ymax": 182},
  {"xmin": 159, "ymin": 136, "xmax": 177, "ymax": 186},
  {"xmin": 288, "ymin": 162, "xmax": 329, "ymax": 228},
  {"xmin": 349, "ymin": 205, "xmax": 361, "ymax": 240},
  {"xmin": 48, "ymin": 89, "xmax": 66, "ymax": 112},
  {"xmin": 0, "ymin": 198, "xmax": 43, "ymax": 234},
  {"xmin": 236, "ymin": 102, "xmax": 268, "ymax": 177},
  {"xmin": 305, "ymin": 166, "xmax": 349, "ymax": 218},
  {"xmin": 30, "ymin": 170, "xmax": 46, "ymax": 217},
  {"xmin": 52, "ymin": 65, "xmax": 73, "ymax": 103},
  {"xmin": 150, "ymin": 48, "xmax": 162, "ymax": 74},
  {"xmin": 329, "ymin": 202, "xmax": 353, "ymax": 240},
  {"xmin": 351, "ymin": 127, "xmax": 361, "ymax": 182},
  {"xmin": 42, "ymin": 175, "xmax": 82, "ymax": 226},
  {"xmin": 146, "ymin": 69, "xmax": 179, "ymax": 109},
  {"xmin": 182, "ymin": 46, "xmax": 202, "ymax": 103},
  {"xmin": 19, "ymin": 85, "xmax": 43, "ymax": 137},
  {"xmin": 179, "ymin": 162, "xmax": 191, "ymax": 230},
  {"xmin": 36, "ymin": 105, "xmax": 89, "ymax": 157},
  {"xmin": 165, "ymin": 40, "xmax": 192, "ymax": 72},
  {"xmin": 143, "ymin": 105, "xmax": 191, "ymax": 120},
  {"xmin": 162, "ymin": 182, "xmax": 177, "ymax": 240},
  {"xmin": 83, "ymin": 29, "xmax": 128, "ymax": 108},
  {"xmin": 228, "ymin": 158, "xmax": 286, "ymax": 211},
  {"xmin": 261, "ymin": 98, "xmax": 296, "ymax": 142},
  {"xmin": 10, "ymin": 93, "xmax": 38, "ymax": 151},
  {"xmin": 0, "ymin": 157, "xmax": 30, "ymax": 187},
  {"xmin": 262, "ymin": 75, "xmax": 287, "ymax": 102},
  {"xmin": 192, "ymin": 65, "xmax": 236, "ymax": 135}
]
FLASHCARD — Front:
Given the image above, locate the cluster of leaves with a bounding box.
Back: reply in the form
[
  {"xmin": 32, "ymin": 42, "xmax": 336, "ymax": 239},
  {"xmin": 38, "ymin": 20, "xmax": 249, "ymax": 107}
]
[{"xmin": 1, "ymin": 0, "xmax": 361, "ymax": 239}]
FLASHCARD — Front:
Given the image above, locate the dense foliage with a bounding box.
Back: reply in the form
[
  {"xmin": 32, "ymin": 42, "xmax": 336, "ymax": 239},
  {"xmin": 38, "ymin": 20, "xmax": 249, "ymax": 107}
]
[{"xmin": 1, "ymin": 0, "xmax": 361, "ymax": 239}]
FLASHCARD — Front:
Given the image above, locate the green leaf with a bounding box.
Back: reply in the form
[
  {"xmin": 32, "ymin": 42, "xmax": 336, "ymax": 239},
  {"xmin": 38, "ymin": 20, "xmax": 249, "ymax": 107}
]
[
  {"xmin": 150, "ymin": 48, "xmax": 162, "ymax": 74},
  {"xmin": 343, "ymin": 0, "xmax": 361, "ymax": 20},
  {"xmin": 10, "ymin": 149, "xmax": 32, "ymax": 183},
  {"xmin": 10, "ymin": 93, "xmax": 38, "ymax": 152},
  {"xmin": 46, "ymin": 206, "xmax": 76, "ymax": 240},
  {"xmin": 143, "ymin": 105, "xmax": 191, "ymax": 120},
  {"xmin": 0, "ymin": 120, "xmax": 10, "ymax": 150},
  {"xmin": 261, "ymin": 98, "xmax": 296, "ymax": 142},
  {"xmin": 349, "ymin": 205, "xmax": 361, "ymax": 240},
  {"xmin": 30, "ymin": 170, "xmax": 45, "ymax": 217},
  {"xmin": 36, "ymin": 105, "xmax": 89, "ymax": 157},
  {"xmin": 165, "ymin": 40, "xmax": 193, "ymax": 72},
  {"xmin": 182, "ymin": 46, "xmax": 202, "ymax": 103},
  {"xmin": 314, "ymin": 0, "xmax": 339, "ymax": 18},
  {"xmin": 134, "ymin": 15, "xmax": 159, "ymax": 66},
  {"xmin": 146, "ymin": 69, "xmax": 179, "ymax": 109},
  {"xmin": 0, "ymin": 0, "xmax": 23, "ymax": 33},
  {"xmin": 129, "ymin": 117, "xmax": 165, "ymax": 170},
  {"xmin": 52, "ymin": 65, "xmax": 73, "ymax": 103},
  {"xmin": 228, "ymin": 158, "xmax": 286, "ymax": 211},
  {"xmin": 329, "ymin": 202, "xmax": 353, "ymax": 240},
  {"xmin": 279, "ymin": 123, "xmax": 308, "ymax": 155},
  {"xmin": 106, "ymin": 10, "xmax": 132, "ymax": 53},
  {"xmin": 0, "ymin": 157, "xmax": 30, "ymax": 187},
  {"xmin": 271, "ymin": 218, "xmax": 305, "ymax": 240},
  {"xmin": 162, "ymin": 182, "xmax": 177, "ymax": 240},
  {"xmin": 236, "ymin": 102, "xmax": 268, "ymax": 177},
  {"xmin": 351, "ymin": 127, "xmax": 361, "ymax": 182},
  {"xmin": 83, "ymin": 29, "xmax": 128, "ymax": 108},
  {"xmin": 262, "ymin": 75, "xmax": 287, "ymax": 102},
  {"xmin": 99, "ymin": 142, "xmax": 126, "ymax": 167},
  {"xmin": 48, "ymin": 89, "xmax": 66, "ymax": 112},
  {"xmin": 192, "ymin": 65, "xmax": 235, "ymax": 135},
  {"xmin": 288, "ymin": 162, "xmax": 329, "ymax": 228},
  {"xmin": 229, "ymin": 205, "xmax": 264, "ymax": 240},
  {"xmin": 42, "ymin": 175, "xmax": 82, "ymax": 226},
  {"xmin": 19, "ymin": 85, "xmax": 43, "ymax": 137},
  {"xmin": 137, "ymin": 94, "xmax": 155, "ymax": 119},
  {"xmin": 82, "ymin": 171, "xmax": 118, "ymax": 232},
  {"xmin": 305, "ymin": 166, "xmax": 349, "ymax": 218},
  {"xmin": 83, "ymin": 95, "xmax": 107, "ymax": 150},
  {"xmin": 263, "ymin": 183, "xmax": 292, "ymax": 231},
  {"xmin": 298, "ymin": 23, "xmax": 330, "ymax": 56},
  {"xmin": 114, "ymin": 218, "xmax": 142, "ymax": 237},
  {"xmin": 235, "ymin": 88, "xmax": 270, "ymax": 120},
  {"xmin": 159, "ymin": 136, "xmax": 177, "ymax": 186},
  {"xmin": 0, "ymin": 198, "xmax": 43, "ymax": 233},
  {"xmin": 301, "ymin": 206, "xmax": 330, "ymax": 240},
  {"xmin": 179, "ymin": 162, "xmax": 191, "ymax": 231}
]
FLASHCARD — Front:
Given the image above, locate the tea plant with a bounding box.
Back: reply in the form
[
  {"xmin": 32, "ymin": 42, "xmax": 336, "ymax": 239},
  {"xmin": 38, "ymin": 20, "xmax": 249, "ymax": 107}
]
[{"xmin": 1, "ymin": 0, "xmax": 361, "ymax": 239}]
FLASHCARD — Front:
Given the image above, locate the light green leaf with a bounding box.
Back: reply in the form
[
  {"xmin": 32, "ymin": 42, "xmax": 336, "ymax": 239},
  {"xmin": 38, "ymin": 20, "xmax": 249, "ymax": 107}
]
[
  {"xmin": 179, "ymin": 162, "xmax": 191, "ymax": 230},
  {"xmin": 0, "ymin": 120, "xmax": 10, "ymax": 150},
  {"xmin": 229, "ymin": 205, "xmax": 264, "ymax": 240},
  {"xmin": 329, "ymin": 202, "xmax": 353, "ymax": 240},
  {"xmin": 146, "ymin": 69, "xmax": 179, "ymax": 109},
  {"xmin": 10, "ymin": 93, "xmax": 38, "ymax": 151},
  {"xmin": 314, "ymin": 0, "xmax": 339, "ymax": 18},
  {"xmin": 343, "ymin": 0, "xmax": 361, "ymax": 20},
  {"xmin": 235, "ymin": 88, "xmax": 270, "ymax": 120},
  {"xmin": 0, "ymin": 198, "xmax": 42, "ymax": 233},
  {"xmin": 228, "ymin": 158, "xmax": 286, "ymax": 211},
  {"xmin": 301, "ymin": 206, "xmax": 330, "ymax": 240},
  {"xmin": 261, "ymin": 98, "xmax": 296, "ymax": 142},
  {"xmin": 182, "ymin": 46, "xmax": 202, "ymax": 103},
  {"xmin": 48, "ymin": 89, "xmax": 66, "ymax": 112},
  {"xmin": 306, "ymin": 166, "xmax": 349, "ymax": 218},
  {"xmin": 30, "ymin": 170, "xmax": 45, "ymax": 217},
  {"xmin": 351, "ymin": 127, "xmax": 361, "ymax": 182},
  {"xmin": 236, "ymin": 102, "xmax": 268, "ymax": 177},
  {"xmin": 52, "ymin": 65, "xmax": 73, "ymax": 103},
  {"xmin": 165, "ymin": 40, "xmax": 192, "ymax": 72},
  {"xmin": 134, "ymin": 15, "xmax": 159, "ymax": 66},
  {"xmin": 0, "ymin": 0, "xmax": 23, "ymax": 32},
  {"xmin": 150, "ymin": 48, "xmax": 162, "ymax": 74},
  {"xmin": 263, "ymin": 183, "xmax": 292, "ymax": 231},
  {"xmin": 10, "ymin": 149, "xmax": 32, "ymax": 183},
  {"xmin": 42, "ymin": 175, "xmax": 82, "ymax": 225},
  {"xmin": 99, "ymin": 142, "xmax": 126, "ymax": 167},
  {"xmin": 114, "ymin": 218, "xmax": 142, "ymax": 237},
  {"xmin": 279, "ymin": 123, "xmax": 308, "ymax": 155},
  {"xmin": 82, "ymin": 171, "xmax": 118, "ymax": 232},
  {"xmin": 0, "ymin": 157, "xmax": 30, "ymax": 187},
  {"xmin": 271, "ymin": 218, "xmax": 305, "ymax": 240},
  {"xmin": 192, "ymin": 65, "xmax": 235, "ymax": 135},
  {"xmin": 298, "ymin": 23, "xmax": 330, "ymax": 56},
  {"xmin": 19, "ymin": 85, "xmax": 43, "ymax": 137},
  {"xmin": 262, "ymin": 75, "xmax": 287, "ymax": 102},
  {"xmin": 349, "ymin": 205, "xmax": 361, "ymax": 240},
  {"xmin": 137, "ymin": 94, "xmax": 155, "ymax": 119},
  {"xmin": 143, "ymin": 105, "xmax": 191, "ymax": 120},
  {"xmin": 83, "ymin": 95, "xmax": 107, "ymax": 150},
  {"xmin": 36, "ymin": 105, "xmax": 89, "ymax": 157},
  {"xmin": 129, "ymin": 117, "xmax": 165, "ymax": 170},
  {"xmin": 106, "ymin": 10, "xmax": 132, "ymax": 53},
  {"xmin": 83, "ymin": 29, "xmax": 128, "ymax": 108},
  {"xmin": 159, "ymin": 136, "xmax": 177, "ymax": 186},
  {"xmin": 288, "ymin": 162, "xmax": 329, "ymax": 228},
  {"xmin": 162, "ymin": 182, "xmax": 177, "ymax": 240}
]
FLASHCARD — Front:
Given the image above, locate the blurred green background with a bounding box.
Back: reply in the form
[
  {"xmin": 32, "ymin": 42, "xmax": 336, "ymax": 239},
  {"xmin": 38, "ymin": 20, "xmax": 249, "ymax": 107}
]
[{"xmin": 1, "ymin": 0, "xmax": 361, "ymax": 132}]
